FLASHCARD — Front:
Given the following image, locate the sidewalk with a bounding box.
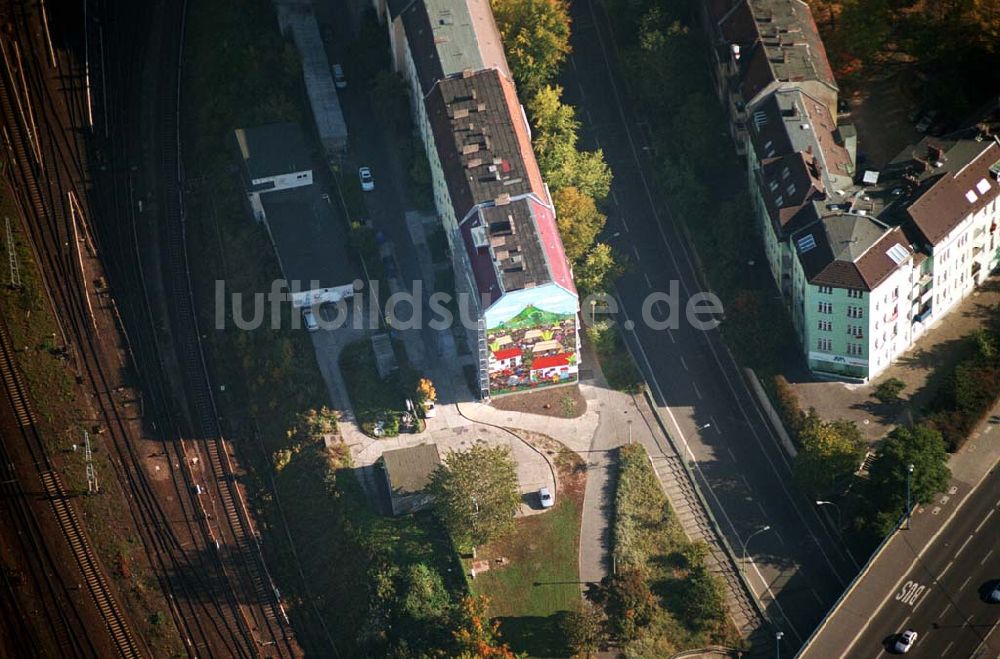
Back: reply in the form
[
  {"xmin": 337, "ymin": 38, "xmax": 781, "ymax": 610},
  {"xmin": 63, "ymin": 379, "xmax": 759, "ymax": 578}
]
[{"xmin": 798, "ymin": 401, "xmax": 1000, "ymax": 657}]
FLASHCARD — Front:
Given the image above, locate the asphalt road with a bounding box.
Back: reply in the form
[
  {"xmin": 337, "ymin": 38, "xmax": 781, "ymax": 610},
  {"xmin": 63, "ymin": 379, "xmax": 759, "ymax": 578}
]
[
  {"xmin": 560, "ymin": 0, "xmax": 860, "ymax": 649},
  {"xmin": 845, "ymin": 466, "xmax": 1000, "ymax": 658}
]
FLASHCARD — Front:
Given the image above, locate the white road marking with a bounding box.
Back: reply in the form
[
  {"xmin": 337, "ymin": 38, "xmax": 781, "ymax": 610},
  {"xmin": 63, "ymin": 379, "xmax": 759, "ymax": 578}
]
[
  {"xmin": 960, "ymin": 575, "xmax": 972, "ymax": 590},
  {"xmin": 939, "ymin": 560, "xmax": 954, "ymax": 579},
  {"xmin": 974, "ymin": 507, "xmax": 994, "ymax": 533},
  {"xmin": 981, "ymin": 548, "xmax": 994, "ymax": 565},
  {"xmin": 709, "ymin": 416, "xmax": 720, "ymax": 434},
  {"xmin": 620, "ymin": 213, "xmax": 630, "ymax": 232},
  {"xmin": 679, "ymin": 356, "xmax": 689, "ymax": 371},
  {"xmin": 611, "ymin": 189, "xmax": 619, "ymax": 206},
  {"xmin": 726, "ymin": 447, "xmax": 737, "ymax": 461},
  {"xmin": 938, "ymin": 601, "xmax": 951, "ymax": 618},
  {"xmin": 955, "ymin": 534, "xmax": 974, "ymax": 557},
  {"xmin": 692, "ymin": 381, "xmax": 703, "ymax": 400},
  {"xmin": 942, "ymin": 641, "xmax": 954, "ymax": 656},
  {"xmin": 631, "ymin": 244, "xmax": 641, "ymax": 262},
  {"xmin": 667, "ymin": 329, "xmax": 675, "ymax": 344}
]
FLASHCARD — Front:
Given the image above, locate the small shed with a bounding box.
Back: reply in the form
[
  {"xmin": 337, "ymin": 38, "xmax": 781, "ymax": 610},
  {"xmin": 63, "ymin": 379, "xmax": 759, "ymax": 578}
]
[{"xmin": 382, "ymin": 444, "xmax": 441, "ymax": 515}]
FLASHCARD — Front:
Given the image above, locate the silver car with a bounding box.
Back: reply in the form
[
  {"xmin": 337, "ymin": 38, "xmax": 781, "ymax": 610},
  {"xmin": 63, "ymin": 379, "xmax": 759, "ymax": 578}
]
[
  {"xmin": 893, "ymin": 630, "xmax": 917, "ymax": 653},
  {"xmin": 358, "ymin": 166, "xmax": 375, "ymax": 192}
]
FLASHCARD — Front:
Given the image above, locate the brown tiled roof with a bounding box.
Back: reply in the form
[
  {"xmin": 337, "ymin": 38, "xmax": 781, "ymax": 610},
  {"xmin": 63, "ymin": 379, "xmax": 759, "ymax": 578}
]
[
  {"xmin": 795, "ymin": 215, "xmax": 912, "ymax": 291},
  {"xmin": 426, "ymin": 68, "xmax": 574, "ymax": 300},
  {"xmin": 904, "ymin": 142, "xmax": 1000, "ymax": 245},
  {"xmin": 717, "ymin": 0, "xmax": 837, "ymax": 105}
]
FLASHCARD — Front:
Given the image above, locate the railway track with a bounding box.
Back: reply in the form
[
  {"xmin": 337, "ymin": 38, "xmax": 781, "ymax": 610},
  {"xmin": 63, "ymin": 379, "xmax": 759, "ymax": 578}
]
[
  {"xmin": 1, "ymin": 2, "xmax": 258, "ymax": 656},
  {"xmin": 6, "ymin": 0, "xmax": 297, "ymax": 655},
  {"xmin": 0, "ymin": 318, "xmax": 139, "ymax": 658}
]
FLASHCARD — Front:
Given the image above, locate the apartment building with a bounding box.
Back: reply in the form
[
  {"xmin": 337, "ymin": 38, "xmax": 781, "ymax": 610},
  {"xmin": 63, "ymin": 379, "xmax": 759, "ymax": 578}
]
[
  {"xmin": 703, "ymin": 0, "xmax": 838, "ymax": 154},
  {"xmin": 704, "ymin": 0, "xmax": 1000, "ymax": 381},
  {"xmin": 381, "ymin": 0, "xmax": 580, "ymax": 398}
]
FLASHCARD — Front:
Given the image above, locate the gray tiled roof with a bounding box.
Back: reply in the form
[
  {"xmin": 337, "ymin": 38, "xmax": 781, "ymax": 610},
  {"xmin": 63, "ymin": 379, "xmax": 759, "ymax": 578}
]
[{"xmin": 235, "ymin": 123, "xmax": 311, "ymax": 181}]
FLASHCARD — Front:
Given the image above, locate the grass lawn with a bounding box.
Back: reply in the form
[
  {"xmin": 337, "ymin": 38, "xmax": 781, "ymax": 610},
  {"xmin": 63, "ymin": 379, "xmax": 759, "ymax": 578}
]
[{"xmin": 471, "ymin": 448, "xmax": 585, "ymax": 657}]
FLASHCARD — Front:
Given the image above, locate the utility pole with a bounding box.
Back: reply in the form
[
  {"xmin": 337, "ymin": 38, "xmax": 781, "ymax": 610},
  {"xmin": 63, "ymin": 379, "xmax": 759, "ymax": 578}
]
[
  {"xmin": 5, "ymin": 217, "xmax": 21, "ymax": 289},
  {"xmin": 84, "ymin": 431, "xmax": 98, "ymax": 494}
]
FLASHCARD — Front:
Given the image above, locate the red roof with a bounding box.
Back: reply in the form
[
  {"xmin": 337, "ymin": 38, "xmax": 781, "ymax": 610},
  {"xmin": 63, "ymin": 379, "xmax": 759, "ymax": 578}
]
[
  {"xmin": 531, "ymin": 353, "xmax": 571, "ymax": 370},
  {"xmin": 493, "ymin": 347, "xmax": 522, "ymax": 360}
]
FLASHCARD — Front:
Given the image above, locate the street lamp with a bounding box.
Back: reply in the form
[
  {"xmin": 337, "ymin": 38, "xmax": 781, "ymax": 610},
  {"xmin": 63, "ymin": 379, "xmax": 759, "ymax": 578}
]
[
  {"xmin": 816, "ymin": 500, "xmax": 842, "ymax": 530},
  {"xmin": 775, "ymin": 630, "xmax": 784, "ymax": 659},
  {"xmin": 740, "ymin": 525, "xmax": 771, "ymax": 577},
  {"xmin": 904, "ymin": 463, "xmax": 914, "ymax": 529},
  {"xmin": 697, "ymin": 422, "xmax": 712, "ymax": 431}
]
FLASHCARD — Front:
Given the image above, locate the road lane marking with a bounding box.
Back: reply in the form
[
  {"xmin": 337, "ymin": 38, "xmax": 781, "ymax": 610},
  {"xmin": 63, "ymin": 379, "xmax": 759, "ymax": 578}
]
[
  {"xmin": 631, "ymin": 244, "xmax": 641, "ymax": 262},
  {"xmin": 834, "ymin": 460, "xmax": 998, "ymax": 659},
  {"xmin": 938, "ymin": 601, "xmax": 951, "ymax": 618},
  {"xmin": 611, "ymin": 189, "xmax": 619, "ymax": 205},
  {"xmin": 726, "ymin": 447, "xmax": 737, "ymax": 461},
  {"xmin": 939, "ymin": 560, "xmax": 954, "ymax": 579},
  {"xmin": 960, "ymin": 575, "xmax": 972, "ymax": 590},
  {"xmin": 619, "ymin": 213, "xmax": 630, "ymax": 232},
  {"xmin": 955, "ymin": 534, "xmax": 974, "ymax": 557},
  {"xmin": 667, "ymin": 329, "xmax": 675, "ymax": 344},
  {"xmin": 644, "ymin": 271, "xmax": 652, "ymax": 288},
  {"xmin": 974, "ymin": 507, "xmax": 994, "ymax": 533},
  {"xmin": 911, "ymin": 587, "xmax": 930, "ymax": 612},
  {"xmin": 692, "ymin": 381, "xmax": 702, "ymax": 400},
  {"xmin": 942, "ymin": 641, "xmax": 954, "ymax": 656},
  {"xmin": 709, "ymin": 416, "xmax": 720, "ymax": 434},
  {"xmin": 679, "ymin": 356, "xmax": 689, "ymax": 371},
  {"xmin": 895, "ymin": 580, "xmax": 926, "ymax": 606},
  {"xmin": 981, "ymin": 548, "xmax": 994, "ymax": 565}
]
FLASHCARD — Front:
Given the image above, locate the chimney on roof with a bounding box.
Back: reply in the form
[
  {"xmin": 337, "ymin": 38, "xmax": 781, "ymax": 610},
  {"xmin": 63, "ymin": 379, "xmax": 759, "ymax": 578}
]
[
  {"xmin": 494, "ymin": 193, "xmax": 511, "ymax": 206},
  {"xmin": 806, "ymin": 144, "xmax": 812, "ymax": 154},
  {"xmin": 913, "ymin": 157, "xmax": 931, "ymax": 173},
  {"xmin": 462, "ymin": 68, "xmax": 474, "ymax": 78},
  {"xmin": 927, "ymin": 144, "xmax": 944, "ymax": 164}
]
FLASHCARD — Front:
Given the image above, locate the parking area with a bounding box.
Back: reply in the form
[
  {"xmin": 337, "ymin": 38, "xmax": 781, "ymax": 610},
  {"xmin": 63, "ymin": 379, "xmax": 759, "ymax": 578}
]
[{"xmin": 791, "ymin": 276, "xmax": 1000, "ymax": 443}]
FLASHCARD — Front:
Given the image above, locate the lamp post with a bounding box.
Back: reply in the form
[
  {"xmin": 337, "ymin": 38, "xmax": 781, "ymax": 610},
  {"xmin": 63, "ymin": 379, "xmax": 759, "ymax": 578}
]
[
  {"xmin": 816, "ymin": 500, "xmax": 842, "ymax": 530},
  {"xmin": 697, "ymin": 422, "xmax": 712, "ymax": 431},
  {"xmin": 775, "ymin": 630, "xmax": 784, "ymax": 659},
  {"xmin": 904, "ymin": 463, "xmax": 914, "ymax": 529},
  {"xmin": 740, "ymin": 525, "xmax": 771, "ymax": 578}
]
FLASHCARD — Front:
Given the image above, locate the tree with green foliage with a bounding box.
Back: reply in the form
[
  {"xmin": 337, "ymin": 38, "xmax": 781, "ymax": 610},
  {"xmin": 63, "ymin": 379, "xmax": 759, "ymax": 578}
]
[
  {"xmin": 554, "ymin": 186, "xmax": 606, "ymax": 262},
  {"xmin": 867, "ymin": 425, "xmax": 950, "ymax": 533},
  {"xmin": 528, "ymin": 85, "xmax": 579, "ymax": 169},
  {"xmin": 594, "ymin": 568, "xmax": 657, "ymax": 642},
  {"xmin": 561, "ymin": 602, "xmax": 607, "ymax": 655},
  {"xmin": 428, "ymin": 444, "xmax": 521, "ymax": 546},
  {"xmin": 873, "ymin": 377, "xmax": 906, "ymax": 405},
  {"xmin": 575, "ymin": 243, "xmax": 625, "ymax": 296},
  {"xmin": 676, "ymin": 563, "xmax": 727, "ymax": 633},
  {"xmin": 402, "ymin": 563, "xmax": 450, "ymax": 622},
  {"xmin": 491, "ymin": 0, "xmax": 571, "ymax": 98},
  {"xmin": 794, "ymin": 417, "xmax": 867, "ymax": 497}
]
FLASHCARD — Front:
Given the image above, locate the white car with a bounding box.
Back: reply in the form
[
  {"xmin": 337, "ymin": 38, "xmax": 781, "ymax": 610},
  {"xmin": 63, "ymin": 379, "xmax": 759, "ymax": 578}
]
[
  {"xmin": 358, "ymin": 166, "xmax": 374, "ymax": 192},
  {"xmin": 894, "ymin": 630, "xmax": 917, "ymax": 653},
  {"xmin": 302, "ymin": 307, "xmax": 319, "ymax": 332},
  {"xmin": 539, "ymin": 487, "xmax": 554, "ymax": 508},
  {"xmin": 989, "ymin": 583, "xmax": 1000, "ymax": 603},
  {"xmin": 332, "ymin": 63, "xmax": 347, "ymax": 89}
]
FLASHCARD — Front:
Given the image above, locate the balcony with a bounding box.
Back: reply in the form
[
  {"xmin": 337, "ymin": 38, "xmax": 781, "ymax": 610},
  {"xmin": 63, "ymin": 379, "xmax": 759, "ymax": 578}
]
[{"xmin": 915, "ymin": 304, "xmax": 933, "ymax": 323}]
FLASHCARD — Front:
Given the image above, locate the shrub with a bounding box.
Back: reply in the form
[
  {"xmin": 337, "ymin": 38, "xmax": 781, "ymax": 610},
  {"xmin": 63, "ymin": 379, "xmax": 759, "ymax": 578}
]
[{"xmin": 873, "ymin": 377, "xmax": 906, "ymax": 404}]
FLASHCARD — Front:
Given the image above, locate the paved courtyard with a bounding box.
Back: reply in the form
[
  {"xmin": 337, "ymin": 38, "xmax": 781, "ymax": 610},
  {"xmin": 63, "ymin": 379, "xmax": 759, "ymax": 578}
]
[{"xmin": 791, "ymin": 275, "xmax": 1000, "ymax": 442}]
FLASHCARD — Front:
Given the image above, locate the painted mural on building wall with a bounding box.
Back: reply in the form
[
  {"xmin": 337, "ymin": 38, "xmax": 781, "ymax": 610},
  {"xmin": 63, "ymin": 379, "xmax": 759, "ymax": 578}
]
[{"xmin": 484, "ymin": 286, "xmax": 579, "ymax": 395}]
